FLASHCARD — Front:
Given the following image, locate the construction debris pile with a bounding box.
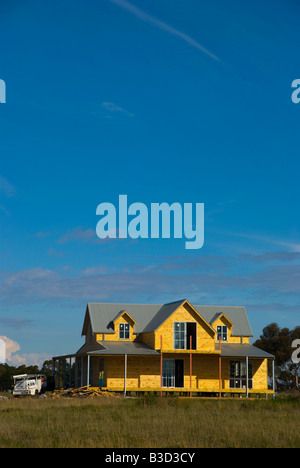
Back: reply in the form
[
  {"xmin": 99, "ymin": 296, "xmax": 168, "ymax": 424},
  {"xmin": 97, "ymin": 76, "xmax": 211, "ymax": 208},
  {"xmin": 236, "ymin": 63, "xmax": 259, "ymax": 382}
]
[{"xmin": 51, "ymin": 386, "xmax": 118, "ymax": 399}]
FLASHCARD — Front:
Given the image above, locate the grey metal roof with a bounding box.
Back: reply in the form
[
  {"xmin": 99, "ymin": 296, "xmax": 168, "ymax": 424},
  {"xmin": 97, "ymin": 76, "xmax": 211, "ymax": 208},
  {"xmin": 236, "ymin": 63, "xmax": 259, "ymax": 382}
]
[
  {"xmin": 76, "ymin": 342, "xmax": 272, "ymax": 358},
  {"xmin": 82, "ymin": 302, "xmax": 162, "ymax": 336},
  {"xmin": 142, "ymin": 300, "xmax": 186, "ymax": 333},
  {"xmin": 217, "ymin": 343, "xmax": 274, "ymax": 358},
  {"xmin": 87, "ymin": 341, "xmax": 161, "ymax": 356},
  {"xmin": 209, "ymin": 312, "xmax": 223, "ymax": 324},
  {"xmin": 112, "ymin": 310, "xmax": 136, "ymax": 324},
  {"xmin": 83, "ymin": 301, "xmax": 253, "ymax": 338},
  {"xmin": 194, "ymin": 305, "xmax": 253, "ymax": 337},
  {"xmin": 75, "ymin": 340, "xmax": 106, "ymax": 356}
]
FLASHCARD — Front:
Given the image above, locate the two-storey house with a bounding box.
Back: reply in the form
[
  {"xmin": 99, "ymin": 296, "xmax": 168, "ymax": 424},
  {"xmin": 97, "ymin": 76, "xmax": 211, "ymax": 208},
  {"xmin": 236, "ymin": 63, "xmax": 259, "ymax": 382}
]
[{"xmin": 52, "ymin": 299, "xmax": 275, "ymax": 397}]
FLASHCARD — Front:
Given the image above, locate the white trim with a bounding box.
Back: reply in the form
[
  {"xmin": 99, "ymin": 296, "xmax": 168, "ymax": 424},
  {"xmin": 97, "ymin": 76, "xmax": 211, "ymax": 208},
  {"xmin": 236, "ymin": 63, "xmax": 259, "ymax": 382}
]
[
  {"xmin": 162, "ymin": 358, "xmax": 185, "ymax": 389},
  {"xmin": 119, "ymin": 322, "xmax": 130, "ymax": 340},
  {"xmin": 216, "ymin": 325, "xmax": 228, "ymax": 342},
  {"xmin": 124, "ymin": 354, "xmax": 127, "ymax": 397},
  {"xmin": 173, "ymin": 321, "xmax": 197, "ymax": 350},
  {"xmin": 87, "ymin": 355, "xmax": 90, "ymax": 388}
]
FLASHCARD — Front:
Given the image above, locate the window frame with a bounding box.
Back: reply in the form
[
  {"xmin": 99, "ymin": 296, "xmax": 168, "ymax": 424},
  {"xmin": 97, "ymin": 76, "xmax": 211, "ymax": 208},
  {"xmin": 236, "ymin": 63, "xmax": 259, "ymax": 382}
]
[
  {"xmin": 162, "ymin": 358, "xmax": 184, "ymax": 388},
  {"xmin": 173, "ymin": 322, "xmax": 197, "ymax": 350},
  {"xmin": 174, "ymin": 322, "xmax": 186, "ymax": 350},
  {"xmin": 229, "ymin": 360, "xmax": 253, "ymax": 390},
  {"xmin": 119, "ymin": 322, "xmax": 130, "ymax": 340},
  {"xmin": 162, "ymin": 359, "xmax": 175, "ymax": 388},
  {"xmin": 217, "ymin": 325, "xmax": 228, "ymax": 342}
]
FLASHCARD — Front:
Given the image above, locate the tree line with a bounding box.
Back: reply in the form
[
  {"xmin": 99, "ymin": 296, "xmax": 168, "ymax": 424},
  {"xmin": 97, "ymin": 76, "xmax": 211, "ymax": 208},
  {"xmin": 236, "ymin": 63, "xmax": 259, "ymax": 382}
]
[
  {"xmin": 0, "ymin": 360, "xmax": 55, "ymax": 392},
  {"xmin": 253, "ymin": 323, "xmax": 300, "ymax": 390}
]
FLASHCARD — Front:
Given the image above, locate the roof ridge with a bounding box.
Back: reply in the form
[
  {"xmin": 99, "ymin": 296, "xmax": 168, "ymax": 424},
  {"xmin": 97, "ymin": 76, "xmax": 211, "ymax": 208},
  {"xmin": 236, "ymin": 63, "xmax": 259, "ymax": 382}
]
[
  {"xmin": 88, "ymin": 302, "xmax": 162, "ymax": 306},
  {"xmin": 194, "ymin": 305, "xmax": 245, "ymax": 308},
  {"xmin": 88, "ymin": 302, "xmax": 245, "ymax": 308}
]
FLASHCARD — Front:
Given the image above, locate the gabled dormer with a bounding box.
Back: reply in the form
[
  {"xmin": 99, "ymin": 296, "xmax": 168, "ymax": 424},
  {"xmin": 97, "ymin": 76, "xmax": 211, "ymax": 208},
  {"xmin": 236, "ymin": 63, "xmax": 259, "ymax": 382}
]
[
  {"xmin": 112, "ymin": 310, "xmax": 136, "ymax": 341},
  {"xmin": 210, "ymin": 312, "xmax": 234, "ymax": 343},
  {"xmin": 141, "ymin": 299, "xmax": 217, "ymax": 352}
]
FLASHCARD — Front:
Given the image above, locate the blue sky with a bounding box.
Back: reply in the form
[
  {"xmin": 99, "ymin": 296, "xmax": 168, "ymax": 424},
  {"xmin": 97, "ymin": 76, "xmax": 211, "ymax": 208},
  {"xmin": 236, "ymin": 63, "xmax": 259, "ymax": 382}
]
[{"xmin": 0, "ymin": 0, "xmax": 299, "ymax": 366}]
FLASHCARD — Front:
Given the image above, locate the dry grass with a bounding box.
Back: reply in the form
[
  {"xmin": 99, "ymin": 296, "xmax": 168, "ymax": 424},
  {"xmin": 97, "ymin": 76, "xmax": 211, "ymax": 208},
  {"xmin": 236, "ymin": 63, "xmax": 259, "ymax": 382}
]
[{"xmin": 0, "ymin": 394, "xmax": 299, "ymax": 448}]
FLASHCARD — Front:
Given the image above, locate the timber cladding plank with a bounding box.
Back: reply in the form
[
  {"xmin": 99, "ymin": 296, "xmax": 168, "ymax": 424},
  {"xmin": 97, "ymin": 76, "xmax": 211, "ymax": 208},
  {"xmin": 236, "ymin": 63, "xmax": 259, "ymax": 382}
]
[
  {"xmin": 105, "ymin": 355, "xmax": 161, "ymax": 389},
  {"xmin": 103, "ymin": 355, "xmax": 269, "ymax": 391},
  {"xmin": 154, "ymin": 303, "xmax": 215, "ymax": 351}
]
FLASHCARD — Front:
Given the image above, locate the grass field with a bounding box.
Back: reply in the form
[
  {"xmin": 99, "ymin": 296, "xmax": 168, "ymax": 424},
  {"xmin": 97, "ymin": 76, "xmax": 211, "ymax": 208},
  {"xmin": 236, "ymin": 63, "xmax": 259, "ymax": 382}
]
[{"xmin": 0, "ymin": 393, "xmax": 299, "ymax": 448}]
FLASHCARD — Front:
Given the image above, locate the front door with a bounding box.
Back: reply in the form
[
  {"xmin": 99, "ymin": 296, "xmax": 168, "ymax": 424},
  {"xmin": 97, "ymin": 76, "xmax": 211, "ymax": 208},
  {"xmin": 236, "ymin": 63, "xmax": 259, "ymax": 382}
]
[
  {"xmin": 175, "ymin": 359, "xmax": 184, "ymax": 387},
  {"xmin": 162, "ymin": 359, "xmax": 184, "ymax": 388}
]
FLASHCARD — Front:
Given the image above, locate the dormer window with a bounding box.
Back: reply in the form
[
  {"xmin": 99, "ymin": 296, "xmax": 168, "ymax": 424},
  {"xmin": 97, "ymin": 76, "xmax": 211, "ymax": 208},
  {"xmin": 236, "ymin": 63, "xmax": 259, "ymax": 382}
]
[
  {"xmin": 217, "ymin": 325, "xmax": 227, "ymax": 341},
  {"xmin": 119, "ymin": 323, "xmax": 130, "ymax": 339}
]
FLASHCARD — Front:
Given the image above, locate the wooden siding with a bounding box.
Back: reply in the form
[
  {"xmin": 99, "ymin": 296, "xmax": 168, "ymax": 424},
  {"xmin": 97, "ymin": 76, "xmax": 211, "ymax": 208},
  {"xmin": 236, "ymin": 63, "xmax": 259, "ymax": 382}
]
[
  {"xmin": 213, "ymin": 316, "xmax": 250, "ymax": 345},
  {"xmin": 213, "ymin": 316, "xmax": 233, "ymax": 342},
  {"xmin": 87, "ymin": 354, "xmax": 271, "ymax": 392},
  {"xmin": 89, "ymin": 302, "xmax": 251, "ymax": 347},
  {"xmin": 141, "ymin": 331, "xmax": 155, "ymax": 349},
  {"xmin": 105, "ymin": 355, "xmax": 161, "ymax": 389},
  {"xmin": 153, "ymin": 302, "xmax": 215, "ymax": 351},
  {"xmin": 96, "ymin": 314, "xmax": 136, "ymax": 342}
]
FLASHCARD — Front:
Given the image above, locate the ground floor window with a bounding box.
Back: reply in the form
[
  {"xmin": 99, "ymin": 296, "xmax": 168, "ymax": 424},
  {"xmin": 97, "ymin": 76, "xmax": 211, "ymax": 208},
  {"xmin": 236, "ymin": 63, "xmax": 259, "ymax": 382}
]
[
  {"xmin": 229, "ymin": 360, "xmax": 253, "ymax": 389},
  {"xmin": 162, "ymin": 359, "xmax": 184, "ymax": 388}
]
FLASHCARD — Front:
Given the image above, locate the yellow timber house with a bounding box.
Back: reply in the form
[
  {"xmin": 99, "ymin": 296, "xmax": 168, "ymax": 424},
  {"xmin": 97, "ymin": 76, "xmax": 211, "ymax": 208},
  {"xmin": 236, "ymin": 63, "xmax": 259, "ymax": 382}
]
[{"xmin": 52, "ymin": 299, "xmax": 275, "ymax": 397}]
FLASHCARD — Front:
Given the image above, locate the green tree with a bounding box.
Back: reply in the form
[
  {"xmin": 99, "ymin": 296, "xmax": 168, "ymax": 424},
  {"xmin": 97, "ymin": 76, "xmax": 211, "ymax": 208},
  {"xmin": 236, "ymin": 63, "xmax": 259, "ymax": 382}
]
[
  {"xmin": 0, "ymin": 363, "xmax": 44, "ymax": 391},
  {"xmin": 0, "ymin": 364, "xmax": 15, "ymax": 391},
  {"xmin": 254, "ymin": 323, "xmax": 300, "ymax": 390},
  {"xmin": 40, "ymin": 360, "xmax": 54, "ymax": 378}
]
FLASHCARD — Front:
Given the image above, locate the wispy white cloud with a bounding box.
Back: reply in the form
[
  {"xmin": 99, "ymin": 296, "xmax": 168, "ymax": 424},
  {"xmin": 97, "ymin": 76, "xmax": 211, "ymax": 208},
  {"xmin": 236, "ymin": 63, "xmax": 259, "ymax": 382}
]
[
  {"xmin": 0, "ymin": 175, "xmax": 16, "ymax": 198},
  {"xmin": 238, "ymin": 252, "xmax": 300, "ymax": 263},
  {"xmin": 58, "ymin": 227, "xmax": 96, "ymax": 244},
  {"xmin": 9, "ymin": 352, "xmax": 51, "ymax": 368},
  {"xmin": 34, "ymin": 231, "xmax": 51, "ymax": 239},
  {"xmin": 58, "ymin": 226, "xmax": 122, "ymax": 244},
  {"xmin": 102, "ymin": 101, "xmax": 134, "ymax": 117},
  {"xmin": 0, "ymin": 204, "xmax": 10, "ymax": 216},
  {"xmin": 81, "ymin": 265, "xmax": 107, "ymax": 276},
  {"xmin": 227, "ymin": 231, "xmax": 300, "ymax": 253},
  {"xmin": 47, "ymin": 248, "xmax": 64, "ymax": 258},
  {"xmin": 1, "ymin": 251, "xmax": 300, "ymax": 306},
  {"xmin": 0, "ymin": 318, "xmax": 33, "ymax": 329},
  {"xmin": 109, "ymin": 0, "xmax": 220, "ymax": 62},
  {"xmin": 0, "ymin": 255, "xmax": 299, "ymax": 341}
]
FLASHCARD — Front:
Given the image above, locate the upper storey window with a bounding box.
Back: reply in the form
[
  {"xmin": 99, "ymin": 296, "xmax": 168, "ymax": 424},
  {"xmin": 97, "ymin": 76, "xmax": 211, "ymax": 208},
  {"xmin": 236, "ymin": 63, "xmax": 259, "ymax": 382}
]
[
  {"xmin": 174, "ymin": 322, "xmax": 196, "ymax": 350},
  {"xmin": 119, "ymin": 323, "xmax": 130, "ymax": 339},
  {"xmin": 217, "ymin": 325, "xmax": 227, "ymax": 341}
]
